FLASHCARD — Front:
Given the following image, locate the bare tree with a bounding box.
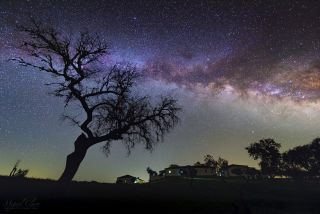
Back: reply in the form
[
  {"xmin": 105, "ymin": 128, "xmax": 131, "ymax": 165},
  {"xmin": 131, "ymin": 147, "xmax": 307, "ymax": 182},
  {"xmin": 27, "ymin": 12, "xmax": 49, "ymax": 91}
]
[
  {"xmin": 9, "ymin": 160, "xmax": 20, "ymax": 177},
  {"xmin": 9, "ymin": 160, "xmax": 29, "ymax": 178},
  {"xmin": 13, "ymin": 19, "xmax": 181, "ymax": 182}
]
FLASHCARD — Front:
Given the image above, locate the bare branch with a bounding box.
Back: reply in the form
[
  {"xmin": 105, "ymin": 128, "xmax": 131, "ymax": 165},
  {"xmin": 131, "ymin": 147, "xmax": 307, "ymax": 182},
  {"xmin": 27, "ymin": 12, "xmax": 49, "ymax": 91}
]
[{"xmin": 13, "ymin": 19, "xmax": 181, "ymax": 157}]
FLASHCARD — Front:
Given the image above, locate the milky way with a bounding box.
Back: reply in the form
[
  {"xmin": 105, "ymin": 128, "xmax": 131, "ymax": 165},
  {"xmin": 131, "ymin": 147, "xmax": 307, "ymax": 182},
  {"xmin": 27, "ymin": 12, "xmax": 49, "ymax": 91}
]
[
  {"xmin": 1, "ymin": 0, "xmax": 320, "ymax": 182},
  {"xmin": 2, "ymin": 0, "xmax": 320, "ymax": 101}
]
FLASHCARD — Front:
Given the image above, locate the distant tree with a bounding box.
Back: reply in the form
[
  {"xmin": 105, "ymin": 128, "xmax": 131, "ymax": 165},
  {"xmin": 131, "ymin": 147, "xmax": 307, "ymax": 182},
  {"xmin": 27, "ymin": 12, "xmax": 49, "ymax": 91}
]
[
  {"xmin": 9, "ymin": 160, "xmax": 29, "ymax": 178},
  {"xmin": 9, "ymin": 160, "xmax": 20, "ymax": 176},
  {"xmin": 216, "ymin": 157, "xmax": 228, "ymax": 176},
  {"xmin": 193, "ymin": 161, "xmax": 202, "ymax": 166},
  {"xmin": 146, "ymin": 167, "xmax": 157, "ymax": 176},
  {"xmin": 13, "ymin": 19, "xmax": 181, "ymax": 182},
  {"xmin": 282, "ymin": 146, "xmax": 309, "ymax": 179},
  {"xmin": 246, "ymin": 139, "xmax": 281, "ymax": 178},
  {"xmin": 282, "ymin": 138, "xmax": 320, "ymax": 179},
  {"xmin": 307, "ymin": 138, "xmax": 320, "ymax": 176},
  {"xmin": 204, "ymin": 154, "xmax": 218, "ymax": 172}
]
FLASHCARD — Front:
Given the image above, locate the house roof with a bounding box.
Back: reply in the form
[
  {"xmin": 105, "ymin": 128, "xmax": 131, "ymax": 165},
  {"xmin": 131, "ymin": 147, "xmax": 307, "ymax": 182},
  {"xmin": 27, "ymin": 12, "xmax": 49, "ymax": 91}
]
[
  {"xmin": 228, "ymin": 164, "xmax": 249, "ymax": 168},
  {"xmin": 117, "ymin": 175, "xmax": 136, "ymax": 179},
  {"xmin": 227, "ymin": 165, "xmax": 258, "ymax": 171},
  {"xmin": 165, "ymin": 165, "xmax": 212, "ymax": 169}
]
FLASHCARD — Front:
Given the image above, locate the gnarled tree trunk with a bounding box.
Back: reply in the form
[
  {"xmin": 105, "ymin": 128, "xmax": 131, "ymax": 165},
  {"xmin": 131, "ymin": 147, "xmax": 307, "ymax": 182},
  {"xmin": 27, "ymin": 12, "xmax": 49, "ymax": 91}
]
[{"xmin": 58, "ymin": 134, "xmax": 91, "ymax": 183}]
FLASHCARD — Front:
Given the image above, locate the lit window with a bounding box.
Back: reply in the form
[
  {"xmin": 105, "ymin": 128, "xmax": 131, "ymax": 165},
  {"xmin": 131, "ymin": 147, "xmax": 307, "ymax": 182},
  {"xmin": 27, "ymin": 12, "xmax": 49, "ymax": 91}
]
[{"xmin": 168, "ymin": 170, "xmax": 171, "ymax": 174}]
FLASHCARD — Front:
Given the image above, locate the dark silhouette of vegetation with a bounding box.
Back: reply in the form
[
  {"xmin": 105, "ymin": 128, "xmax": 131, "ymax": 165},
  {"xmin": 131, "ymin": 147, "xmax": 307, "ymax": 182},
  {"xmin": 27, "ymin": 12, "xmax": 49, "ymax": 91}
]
[
  {"xmin": 9, "ymin": 160, "xmax": 29, "ymax": 178},
  {"xmin": 204, "ymin": 154, "xmax": 218, "ymax": 172},
  {"xmin": 246, "ymin": 139, "xmax": 281, "ymax": 178},
  {"xmin": 282, "ymin": 138, "xmax": 320, "ymax": 179},
  {"xmin": 203, "ymin": 155, "xmax": 229, "ymax": 175},
  {"xmin": 282, "ymin": 147, "xmax": 308, "ymax": 179},
  {"xmin": 193, "ymin": 161, "xmax": 202, "ymax": 166},
  {"xmin": 246, "ymin": 138, "xmax": 320, "ymax": 179},
  {"xmin": 13, "ymin": 19, "xmax": 181, "ymax": 182},
  {"xmin": 146, "ymin": 167, "xmax": 157, "ymax": 176},
  {"xmin": 216, "ymin": 157, "xmax": 228, "ymax": 176}
]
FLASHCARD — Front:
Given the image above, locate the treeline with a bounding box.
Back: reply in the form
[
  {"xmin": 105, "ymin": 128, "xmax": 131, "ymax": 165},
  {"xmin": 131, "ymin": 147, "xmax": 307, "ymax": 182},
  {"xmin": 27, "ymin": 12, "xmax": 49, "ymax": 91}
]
[
  {"xmin": 195, "ymin": 155, "xmax": 229, "ymax": 176},
  {"xmin": 246, "ymin": 138, "xmax": 320, "ymax": 179}
]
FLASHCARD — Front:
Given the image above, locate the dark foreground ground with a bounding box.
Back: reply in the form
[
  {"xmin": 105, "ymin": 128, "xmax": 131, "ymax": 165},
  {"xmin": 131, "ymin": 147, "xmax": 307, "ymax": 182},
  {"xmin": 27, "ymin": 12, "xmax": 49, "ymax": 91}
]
[{"xmin": 0, "ymin": 176, "xmax": 320, "ymax": 214}]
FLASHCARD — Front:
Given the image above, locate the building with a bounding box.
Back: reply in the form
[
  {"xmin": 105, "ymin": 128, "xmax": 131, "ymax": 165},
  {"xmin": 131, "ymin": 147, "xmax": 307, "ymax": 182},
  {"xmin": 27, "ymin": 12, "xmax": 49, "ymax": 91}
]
[
  {"xmin": 149, "ymin": 164, "xmax": 216, "ymax": 182},
  {"xmin": 116, "ymin": 175, "xmax": 144, "ymax": 184},
  {"xmin": 225, "ymin": 164, "xmax": 260, "ymax": 179},
  {"xmin": 162, "ymin": 165, "xmax": 216, "ymax": 177},
  {"xmin": 148, "ymin": 164, "xmax": 261, "ymax": 182}
]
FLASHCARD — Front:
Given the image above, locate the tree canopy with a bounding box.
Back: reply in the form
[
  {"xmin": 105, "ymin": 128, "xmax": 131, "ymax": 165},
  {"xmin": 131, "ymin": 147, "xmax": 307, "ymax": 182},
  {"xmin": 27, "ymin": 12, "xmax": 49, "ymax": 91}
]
[
  {"xmin": 246, "ymin": 139, "xmax": 281, "ymax": 177},
  {"xmin": 13, "ymin": 19, "xmax": 181, "ymax": 182}
]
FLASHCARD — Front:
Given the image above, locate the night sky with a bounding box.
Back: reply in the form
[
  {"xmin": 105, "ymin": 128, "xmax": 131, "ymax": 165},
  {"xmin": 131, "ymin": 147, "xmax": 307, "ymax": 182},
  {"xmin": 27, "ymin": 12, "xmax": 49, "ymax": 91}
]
[{"xmin": 1, "ymin": 0, "xmax": 320, "ymax": 182}]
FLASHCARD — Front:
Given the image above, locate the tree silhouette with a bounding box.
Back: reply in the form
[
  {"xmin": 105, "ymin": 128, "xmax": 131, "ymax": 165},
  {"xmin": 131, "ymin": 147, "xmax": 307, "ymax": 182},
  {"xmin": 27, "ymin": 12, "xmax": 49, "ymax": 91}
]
[
  {"xmin": 9, "ymin": 160, "xmax": 29, "ymax": 178},
  {"xmin": 201, "ymin": 155, "xmax": 229, "ymax": 175},
  {"xmin": 282, "ymin": 145, "xmax": 309, "ymax": 179},
  {"xmin": 307, "ymin": 138, "xmax": 320, "ymax": 176},
  {"xmin": 9, "ymin": 160, "xmax": 20, "ymax": 177},
  {"xmin": 193, "ymin": 161, "xmax": 202, "ymax": 166},
  {"xmin": 216, "ymin": 157, "xmax": 228, "ymax": 176},
  {"xmin": 282, "ymin": 138, "xmax": 320, "ymax": 179},
  {"xmin": 146, "ymin": 167, "xmax": 157, "ymax": 177},
  {"xmin": 13, "ymin": 19, "xmax": 181, "ymax": 182},
  {"xmin": 246, "ymin": 139, "xmax": 281, "ymax": 178},
  {"xmin": 204, "ymin": 154, "xmax": 218, "ymax": 173}
]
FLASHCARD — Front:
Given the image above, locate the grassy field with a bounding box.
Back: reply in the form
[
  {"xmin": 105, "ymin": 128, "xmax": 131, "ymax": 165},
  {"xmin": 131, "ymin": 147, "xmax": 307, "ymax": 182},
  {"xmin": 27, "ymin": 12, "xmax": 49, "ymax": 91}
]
[{"xmin": 0, "ymin": 176, "xmax": 319, "ymax": 213}]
